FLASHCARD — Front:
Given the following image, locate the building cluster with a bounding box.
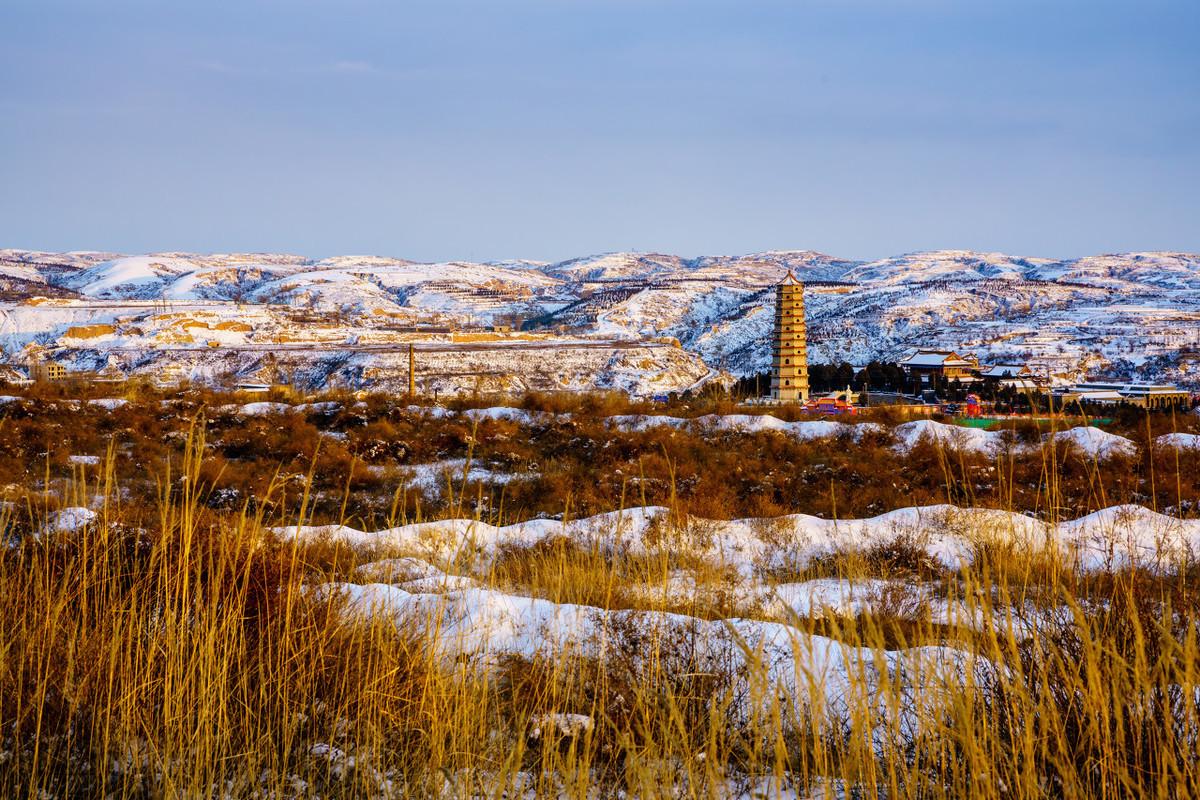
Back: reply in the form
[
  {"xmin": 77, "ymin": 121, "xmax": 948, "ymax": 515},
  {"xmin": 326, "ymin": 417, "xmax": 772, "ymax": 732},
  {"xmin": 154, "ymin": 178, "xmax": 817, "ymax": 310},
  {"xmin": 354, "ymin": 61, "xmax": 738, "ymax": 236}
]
[
  {"xmin": 895, "ymin": 349, "xmax": 1190, "ymax": 409},
  {"xmin": 0, "ymin": 350, "xmax": 136, "ymax": 388},
  {"xmin": 897, "ymin": 350, "xmax": 1042, "ymax": 389},
  {"xmin": 1049, "ymin": 381, "xmax": 1190, "ymax": 410}
]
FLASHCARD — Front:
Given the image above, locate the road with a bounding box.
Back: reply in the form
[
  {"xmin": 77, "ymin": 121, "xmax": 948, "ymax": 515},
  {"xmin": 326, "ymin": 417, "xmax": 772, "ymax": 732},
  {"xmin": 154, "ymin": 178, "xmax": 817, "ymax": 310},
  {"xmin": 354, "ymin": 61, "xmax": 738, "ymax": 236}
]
[{"xmin": 58, "ymin": 338, "xmax": 668, "ymax": 355}]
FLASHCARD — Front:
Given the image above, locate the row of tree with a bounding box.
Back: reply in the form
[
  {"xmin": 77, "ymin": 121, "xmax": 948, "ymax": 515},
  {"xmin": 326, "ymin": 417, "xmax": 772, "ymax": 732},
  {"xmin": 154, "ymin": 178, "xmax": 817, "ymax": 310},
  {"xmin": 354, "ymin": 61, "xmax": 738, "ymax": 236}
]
[
  {"xmin": 731, "ymin": 361, "xmax": 1050, "ymax": 411},
  {"xmin": 733, "ymin": 361, "xmax": 924, "ymax": 398}
]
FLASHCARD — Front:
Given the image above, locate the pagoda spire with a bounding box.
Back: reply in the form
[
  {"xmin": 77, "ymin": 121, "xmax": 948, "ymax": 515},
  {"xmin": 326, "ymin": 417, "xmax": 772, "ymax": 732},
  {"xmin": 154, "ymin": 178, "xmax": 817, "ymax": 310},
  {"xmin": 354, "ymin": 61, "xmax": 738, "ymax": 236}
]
[{"xmin": 769, "ymin": 273, "xmax": 809, "ymax": 403}]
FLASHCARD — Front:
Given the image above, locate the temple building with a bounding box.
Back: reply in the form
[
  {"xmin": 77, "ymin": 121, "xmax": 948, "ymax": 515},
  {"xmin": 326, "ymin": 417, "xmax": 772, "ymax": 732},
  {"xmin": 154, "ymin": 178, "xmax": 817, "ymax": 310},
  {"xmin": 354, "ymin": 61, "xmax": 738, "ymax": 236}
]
[
  {"xmin": 898, "ymin": 350, "xmax": 980, "ymax": 385},
  {"xmin": 770, "ymin": 272, "xmax": 809, "ymax": 402}
]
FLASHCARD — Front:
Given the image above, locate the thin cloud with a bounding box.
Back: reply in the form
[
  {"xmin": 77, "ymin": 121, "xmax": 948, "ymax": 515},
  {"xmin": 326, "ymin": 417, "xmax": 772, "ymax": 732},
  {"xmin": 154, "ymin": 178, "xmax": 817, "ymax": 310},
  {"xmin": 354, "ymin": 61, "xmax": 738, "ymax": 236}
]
[
  {"xmin": 328, "ymin": 60, "xmax": 377, "ymax": 75},
  {"xmin": 197, "ymin": 60, "xmax": 238, "ymax": 74},
  {"xmin": 194, "ymin": 59, "xmax": 383, "ymax": 78}
]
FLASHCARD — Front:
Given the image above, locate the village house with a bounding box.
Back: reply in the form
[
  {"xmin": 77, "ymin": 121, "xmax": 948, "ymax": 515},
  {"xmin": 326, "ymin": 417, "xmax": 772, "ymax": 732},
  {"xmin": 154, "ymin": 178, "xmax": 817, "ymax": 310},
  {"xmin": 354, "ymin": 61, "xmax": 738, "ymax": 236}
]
[{"xmin": 980, "ymin": 363, "xmax": 1041, "ymax": 390}]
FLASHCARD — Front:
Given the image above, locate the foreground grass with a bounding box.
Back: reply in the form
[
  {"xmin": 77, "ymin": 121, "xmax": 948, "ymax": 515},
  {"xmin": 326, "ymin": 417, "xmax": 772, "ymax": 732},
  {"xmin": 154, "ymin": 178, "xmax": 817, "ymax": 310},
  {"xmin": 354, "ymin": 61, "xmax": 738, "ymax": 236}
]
[{"xmin": 2, "ymin": 415, "xmax": 1200, "ymax": 797}]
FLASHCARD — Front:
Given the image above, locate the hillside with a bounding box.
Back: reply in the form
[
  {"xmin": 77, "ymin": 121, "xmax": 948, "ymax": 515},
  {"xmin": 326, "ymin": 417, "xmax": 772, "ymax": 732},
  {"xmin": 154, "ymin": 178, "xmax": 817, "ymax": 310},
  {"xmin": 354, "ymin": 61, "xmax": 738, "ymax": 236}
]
[{"xmin": 2, "ymin": 247, "xmax": 1200, "ymax": 392}]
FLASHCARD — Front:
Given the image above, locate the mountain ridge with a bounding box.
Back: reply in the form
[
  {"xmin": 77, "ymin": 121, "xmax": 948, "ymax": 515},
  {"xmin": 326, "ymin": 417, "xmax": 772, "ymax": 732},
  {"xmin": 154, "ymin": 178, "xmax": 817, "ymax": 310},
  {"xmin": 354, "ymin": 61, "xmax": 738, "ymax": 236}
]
[{"xmin": 3, "ymin": 247, "xmax": 1200, "ymax": 392}]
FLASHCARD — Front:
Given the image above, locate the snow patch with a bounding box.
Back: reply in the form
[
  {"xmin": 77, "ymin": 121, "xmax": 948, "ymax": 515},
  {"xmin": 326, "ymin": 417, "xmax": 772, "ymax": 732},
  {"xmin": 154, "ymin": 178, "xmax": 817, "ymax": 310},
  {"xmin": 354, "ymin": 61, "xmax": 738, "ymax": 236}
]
[
  {"xmin": 318, "ymin": 580, "xmax": 984, "ymax": 739},
  {"xmin": 463, "ymin": 407, "xmax": 557, "ymax": 425},
  {"xmin": 1049, "ymin": 426, "xmax": 1137, "ymax": 458},
  {"xmin": 1155, "ymin": 432, "xmax": 1200, "ymax": 450},
  {"xmin": 398, "ymin": 459, "xmax": 529, "ymax": 498},
  {"xmin": 283, "ymin": 503, "xmax": 1200, "ymax": 577},
  {"xmin": 41, "ymin": 507, "xmax": 96, "ymax": 535},
  {"xmin": 893, "ymin": 419, "xmax": 1006, "ymax": 455},
  {"xmin": 86, "ymin": 398, "xmax": 128, "ymax": 409},
  {"xmin": 609, "ymin": 413, "xmax": 883, "ymax": 441},
  {"xmin": 232, "ymin": 402, "xmax": 294, "ymax": 417}
]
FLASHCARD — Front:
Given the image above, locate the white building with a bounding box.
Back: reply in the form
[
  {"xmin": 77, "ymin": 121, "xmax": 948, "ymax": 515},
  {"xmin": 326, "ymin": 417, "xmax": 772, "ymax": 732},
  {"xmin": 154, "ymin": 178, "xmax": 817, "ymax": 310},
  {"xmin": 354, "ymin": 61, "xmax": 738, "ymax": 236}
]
[{"xmin": 1053, "ymin": 381, "xmax": 1190, "ymax": 409}]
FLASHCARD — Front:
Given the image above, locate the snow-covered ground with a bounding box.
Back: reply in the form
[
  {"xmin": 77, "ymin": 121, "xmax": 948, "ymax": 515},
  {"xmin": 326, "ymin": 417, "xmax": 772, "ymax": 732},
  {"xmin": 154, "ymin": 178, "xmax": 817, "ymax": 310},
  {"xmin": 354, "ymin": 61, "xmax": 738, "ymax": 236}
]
[
  {"xmin": 892, "ymin": 419, "xmax": 1009, "ymax": 455},
  {"xmin": 320, "ymin": 578, "xmax": 981, "ymax": 739},
  {"xmin": 1048, "ymin": 426, "xmax": 1138, "ymax": 458},
  {"xmin": 463, "ymin": 406, "xmax": 559, "ymax": 425},
  {"xmin": 277, "ymin": 498, "xmax": 1197, "ymax": 752},
  {"xmin": 1156, "ymin": 432, "xmax": 1200, "ymax": 450},
  {"xmin": 395, "ymin": 458, "xmax": 534, "ymax": 499},
  {"xmin": 40, "ymin": 506, "xmax": 97, "ymax": 535},
  {"xmin": 890, "ymin": 419, "xmax": 1139, "ymax": 460},
  {"xmin": 281, "ymin": 502, "xmax": 1200, "ymax": 579},
  {"xmin": 86, "ymin": 398, "xmax": 128, "ymax": 409}
]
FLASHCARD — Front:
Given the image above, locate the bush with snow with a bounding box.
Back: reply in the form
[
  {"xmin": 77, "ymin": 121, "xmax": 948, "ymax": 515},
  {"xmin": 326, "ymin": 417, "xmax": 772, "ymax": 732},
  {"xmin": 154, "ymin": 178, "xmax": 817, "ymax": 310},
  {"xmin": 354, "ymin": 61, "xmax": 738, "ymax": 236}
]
[
  {"xmin": 1048, "ymin": 426, "xmax": 1137, "ymax": 459},
  {"xmin": 893, "ymin": 419, "xmax": 1007, "ymax": 455}
]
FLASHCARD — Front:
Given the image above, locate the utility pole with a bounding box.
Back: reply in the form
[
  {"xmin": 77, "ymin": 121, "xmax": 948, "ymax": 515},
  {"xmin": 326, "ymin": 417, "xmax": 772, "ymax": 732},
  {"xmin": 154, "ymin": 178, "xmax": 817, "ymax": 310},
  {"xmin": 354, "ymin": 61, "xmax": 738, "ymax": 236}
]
[{"xmin": 408, "ymin": 343, "xmax": 416, "ymax": 399}]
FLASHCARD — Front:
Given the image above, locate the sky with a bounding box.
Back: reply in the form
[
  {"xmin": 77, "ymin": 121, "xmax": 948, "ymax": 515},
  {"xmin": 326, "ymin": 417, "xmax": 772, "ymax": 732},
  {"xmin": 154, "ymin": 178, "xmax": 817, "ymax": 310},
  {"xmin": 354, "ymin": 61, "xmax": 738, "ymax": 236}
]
[{"xmin": 1, "ymin": 0, "xmax": 1198, "ymax": 263}]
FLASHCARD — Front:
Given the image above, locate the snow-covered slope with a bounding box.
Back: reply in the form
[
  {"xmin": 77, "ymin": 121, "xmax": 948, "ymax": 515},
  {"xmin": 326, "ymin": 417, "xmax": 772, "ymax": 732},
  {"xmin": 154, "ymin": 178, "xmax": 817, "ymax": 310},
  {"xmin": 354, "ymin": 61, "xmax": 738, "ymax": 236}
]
[
  {"xmin": 4, "ymin": 246, "xmax": 1200, "ymax": 392},
  {"xmin": 63, "ymin": 256, "xmax": 202, "ymax": 298},
  {"xmin": 283, "ymin": 502, "xmax": 1200, "ymax": 579},
  {"xmin": 893, "ymin": 419, "xmax": 1009, "ymax": 455},
  {"xmin": 1156, "ymin": 432, "xmax": 1200, "ymax": 450},
  {"xmin": 545, "ymin": 252, "xmax": 691, "ymax": 282},
  {"xmin": 1029, "ymin": 252, "xmax": 1200, "ymax": 291},
  {"xmin": 841, "ymin": 250, "xmax": 1055, "ymax": 286}
]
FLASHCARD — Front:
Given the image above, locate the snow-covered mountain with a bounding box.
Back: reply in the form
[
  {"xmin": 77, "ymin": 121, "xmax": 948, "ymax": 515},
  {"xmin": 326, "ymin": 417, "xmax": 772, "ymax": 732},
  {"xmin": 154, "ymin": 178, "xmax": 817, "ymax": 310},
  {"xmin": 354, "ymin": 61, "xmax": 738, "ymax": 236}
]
[
  {"xmin": 841, "ymin": 250, "xmax": 1056, "ymax": 285},
  {"xmin": 1029, "ymin": 252, "xmax": 1200, "ymax": 291},
  {"xmin": 3, "ymin": 247, "xmax": 1200, "ymax": 392}
]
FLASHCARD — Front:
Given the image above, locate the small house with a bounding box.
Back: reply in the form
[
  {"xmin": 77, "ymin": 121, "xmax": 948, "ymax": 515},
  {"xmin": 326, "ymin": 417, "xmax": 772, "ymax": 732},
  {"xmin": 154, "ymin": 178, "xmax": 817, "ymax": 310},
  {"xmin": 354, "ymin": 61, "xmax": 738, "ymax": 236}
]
[
  {"xmin": 980, "ymin": 364, "xmax": 1033, "ymax": 380},
  {"xmin": 980, "ymin": 363, "xmax": 1040, "ymax": 389}
]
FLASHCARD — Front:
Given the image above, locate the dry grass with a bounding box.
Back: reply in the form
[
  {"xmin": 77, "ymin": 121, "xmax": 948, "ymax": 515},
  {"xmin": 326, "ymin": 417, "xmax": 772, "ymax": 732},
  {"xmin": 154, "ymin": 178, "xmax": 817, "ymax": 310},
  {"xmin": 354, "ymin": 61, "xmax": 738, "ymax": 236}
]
[
  {"xmin": 0, "ymin": 396, "xmax": 1199, "ymax": 797},
  {"xmin": 5, "ymin": 384, "xmax": 1197, "ymax": 529},
  {"xmin": 487, "ymin": 535, "xmax": 758, "ymax": 622}
]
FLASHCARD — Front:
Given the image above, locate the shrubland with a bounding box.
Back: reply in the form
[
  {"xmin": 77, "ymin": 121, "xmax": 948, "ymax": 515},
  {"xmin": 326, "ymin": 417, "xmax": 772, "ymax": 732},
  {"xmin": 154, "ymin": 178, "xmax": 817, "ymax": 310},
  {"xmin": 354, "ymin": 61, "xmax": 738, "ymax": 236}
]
[{"xmin": 1, "ymin": 384, "xmax": 1197, "ymax": 529}]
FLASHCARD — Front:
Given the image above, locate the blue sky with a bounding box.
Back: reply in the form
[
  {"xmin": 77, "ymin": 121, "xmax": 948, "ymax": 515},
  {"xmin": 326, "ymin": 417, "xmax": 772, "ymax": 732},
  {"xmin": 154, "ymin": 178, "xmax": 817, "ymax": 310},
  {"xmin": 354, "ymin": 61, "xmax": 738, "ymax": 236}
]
[{"xmin": 1, "ymin": 0, "xmax": 1197, "ymax": 262}]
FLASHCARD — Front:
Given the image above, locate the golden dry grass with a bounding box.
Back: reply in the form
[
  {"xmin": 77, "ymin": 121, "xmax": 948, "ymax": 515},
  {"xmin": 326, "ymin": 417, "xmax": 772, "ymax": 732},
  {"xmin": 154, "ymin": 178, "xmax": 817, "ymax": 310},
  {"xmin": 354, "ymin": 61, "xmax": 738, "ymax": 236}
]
[{"xmin": 0, "ymin": 403, "xmax": 1198, "ymax": 798}]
